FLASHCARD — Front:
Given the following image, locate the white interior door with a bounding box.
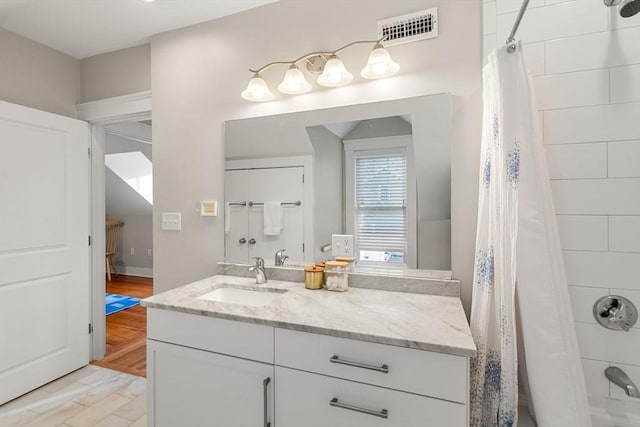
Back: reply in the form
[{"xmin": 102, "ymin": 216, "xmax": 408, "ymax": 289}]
[
  {"xmin": 248, "ymin": 167, "xmax": 304, "ymax": 263},
  {"xmin": 224, "ymin": 170, "xmax": 249, "ymax": 263},
  {"xmin": 0, "ymin": 101, "xmax": 90, "ymax": 405}
]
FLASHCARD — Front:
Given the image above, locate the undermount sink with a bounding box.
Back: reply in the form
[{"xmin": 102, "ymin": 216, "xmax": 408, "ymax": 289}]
[{"xmin": 197, "ymin": 285, "xmax": 286, "ymax": 307}]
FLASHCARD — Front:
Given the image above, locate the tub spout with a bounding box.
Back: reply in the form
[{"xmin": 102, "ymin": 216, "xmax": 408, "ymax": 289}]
[{"xmin": 605, "ymin": 367, "xmax": 640, "ymax": 398}]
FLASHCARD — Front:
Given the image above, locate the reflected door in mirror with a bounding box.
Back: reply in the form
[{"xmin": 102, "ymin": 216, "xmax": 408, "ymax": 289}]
[{"xmin": 225, "ymin": 167, "xmax": 304, "ymax": 264}]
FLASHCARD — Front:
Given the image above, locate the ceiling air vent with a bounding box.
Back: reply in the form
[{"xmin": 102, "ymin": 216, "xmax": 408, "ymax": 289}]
[{"xmin": 377, "ymin": 8, "xmax": 438, "ymax": 47}]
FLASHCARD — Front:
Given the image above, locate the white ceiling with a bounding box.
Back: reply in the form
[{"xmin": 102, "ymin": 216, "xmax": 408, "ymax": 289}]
[{"xmin": 0, "ymin": 0, "xmax": 276, "ymax": 59}]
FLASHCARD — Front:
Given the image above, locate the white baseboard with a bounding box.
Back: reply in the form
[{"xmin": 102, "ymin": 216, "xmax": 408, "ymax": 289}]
[{"xmin": 118, "ymin": 266, "xmax": 153, "ymax": 278}]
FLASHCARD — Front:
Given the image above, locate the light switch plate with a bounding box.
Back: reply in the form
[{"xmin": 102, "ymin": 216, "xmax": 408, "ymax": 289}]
[
  {"xmin": 332, "ymin": 234, "xmax": 354, "ymax": 257},
  {"xmin": 162, "ymin": 212, "xmax": 182, "ymax": 231}
]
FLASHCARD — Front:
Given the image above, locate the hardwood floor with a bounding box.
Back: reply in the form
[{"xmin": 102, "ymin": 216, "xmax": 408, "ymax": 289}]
[{"xmin": 92, "ymin": 275, "xmax": 153, "ymax": 378}]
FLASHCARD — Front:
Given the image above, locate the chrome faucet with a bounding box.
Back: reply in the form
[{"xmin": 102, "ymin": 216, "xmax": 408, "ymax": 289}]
[
  {"xmin": 320, "ymin": 244, "xmax": 332, "ymax": 253},
  {"xmin": 605, "ymin": 367, "xmax": 640, "ymax": 398},
  {"xmin": 249, "ymin": 257, "xmax": 267, "ymax": 284},
  {"xmin": 275, "ymin": 249, "xmax": 288, "ymax": 266}
]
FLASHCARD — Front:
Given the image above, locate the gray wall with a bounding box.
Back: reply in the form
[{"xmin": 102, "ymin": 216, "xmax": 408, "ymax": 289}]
[
  {"xmin": 0, "ymin": 28, "xmax": 80, "ymax": 117},
  {"xmin": 0, "ymin": 29, "xmax": 150, "ymax": 114},
  {"xmin": 105, "ymin": 133, "xmax": 153, "ymax": 274},
  {"xmin": 344, "ymin": 117, "xmax": 411, "ymax": 140},
  {"xmin": 306, "ymin": 125, "xmax": 344, "ymax": 261},
  {"xmin": 106, "ymin": 214, "xmax": 153, "ymax": 274},
  {"xmin": 151, "ymin": 0, "xmax": 481, "ymax": 313},
  {"xmin": 80, "ymin": 44, "xmax": 151, "ymax": 103}
]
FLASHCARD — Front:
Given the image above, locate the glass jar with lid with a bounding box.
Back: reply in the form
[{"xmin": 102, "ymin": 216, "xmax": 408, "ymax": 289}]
[{"xmin": 324, "ymin": 260, "xmax": 350, "ymax": 291}]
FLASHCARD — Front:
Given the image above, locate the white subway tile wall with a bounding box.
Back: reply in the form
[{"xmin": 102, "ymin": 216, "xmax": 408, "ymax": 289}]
[
  {"xmin": 545, "ymin": 143, "xmax": 607, "ymax": 179},
  {"xmin": 545, "ymin": 27, "xmax": 640, "ymax": 74},
  {"xmin": 610, "ymin": 65, "xmax": 640, "ymax": 104},
  {"xmin": 483, "ymin": 0, "xmax": 640, "ymax": 403},
  {"xmin": 608, "ymin": 140, "xmax": 640, "ymax": 178},
  {"xmin": 581, "ymin": 358, "xmax": 611, "ymax": 398},
  {"xmin": 534, "ymin": 70, "xmax": 610, "ymax": 110},
  {"xmin": 544, "ymin": 103, "xmax": 640, "ymax": 145},
  {"xmin": 551, "ymin": 178, "xmax": 640, "ymax": 215},
  {"xmin": 564, "ymin": 251, "xmax": 640, "ymax": 289},
  {"xmin": 609, "ymin": 216, "xmax": 640, "ymax": 253},
  {"xmin": 569, "ymin": 285, "xmax": 607, "ymax": 324},
  {"xmin": 557, "ymin": 215, "xmax": 608, "ymax": 251},
  {"xmin": 521, "ymin": 41, "xmax": 545, "ymax": 76}
]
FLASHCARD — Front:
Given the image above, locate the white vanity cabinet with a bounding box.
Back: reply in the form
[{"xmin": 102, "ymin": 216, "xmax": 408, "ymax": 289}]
[
  {"xmin": 146, "ymin": 309, "xmax": 275, "ymax": 427},
  {"xmin": 147, "ymin": 308, "xmax": 470, "ymax": 427}
]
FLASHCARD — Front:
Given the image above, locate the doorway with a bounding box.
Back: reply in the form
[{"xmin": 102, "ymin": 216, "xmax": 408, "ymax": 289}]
[
  {"xmin": 93, "ymin": 119, "xmax": 154, "ymax": 376},
  {"xmin": 76, "ymin": 91, "xmax": 152, "ymax": 371}
]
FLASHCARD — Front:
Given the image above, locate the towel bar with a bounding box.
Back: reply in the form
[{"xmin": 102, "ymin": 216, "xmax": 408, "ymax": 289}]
[{"xmin": 248, "ymin": 201, "xmax": 301, "ymax": 207}]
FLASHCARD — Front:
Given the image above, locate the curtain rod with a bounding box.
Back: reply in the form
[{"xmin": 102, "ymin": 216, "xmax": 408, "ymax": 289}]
[{"xmin": 506, "ymin": 0, "xmax": 530, "ymax": 53}]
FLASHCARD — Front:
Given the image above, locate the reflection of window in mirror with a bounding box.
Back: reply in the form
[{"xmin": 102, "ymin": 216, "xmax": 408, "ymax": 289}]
[{"xmin": 345, "ymin": 136, "xmax": 417, "ymax": 269}]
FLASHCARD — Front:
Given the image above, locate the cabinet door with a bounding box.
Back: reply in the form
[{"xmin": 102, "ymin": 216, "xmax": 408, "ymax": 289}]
[
  {"xmin": 275, "ymin": 367, "xmax": 466, "ymax": 427},
  {"xmin": 148, "ymin": 340, "xmax": 274, "ymax": 427},
  {"xmin": 224, "ymin": 170, "xmax": 250, "ymax": 263},
  {"xmin": 248, "ymin": 167, "xmax": 304, "ymax": 263}
]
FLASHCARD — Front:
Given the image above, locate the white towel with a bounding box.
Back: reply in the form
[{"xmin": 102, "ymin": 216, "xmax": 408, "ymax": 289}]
[
  {"xmin": 224, "ymin": 202, "xmax": 231, "ymax": 235},
  {"xmin": 263, "ymin": 202, "xmax": 282, "ymax": 236}
]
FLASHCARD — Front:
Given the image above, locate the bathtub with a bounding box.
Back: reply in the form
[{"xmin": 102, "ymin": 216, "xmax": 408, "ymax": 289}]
[
  {"xmin": 521, "ymin": 398, "xmax": 640, "ymax": 427},
  {"xmin": 590, "ymin": 397, "xmax": 640, "ymax": 427}
]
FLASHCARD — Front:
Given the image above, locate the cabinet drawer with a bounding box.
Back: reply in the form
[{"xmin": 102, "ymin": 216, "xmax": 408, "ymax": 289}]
[
  {"xmin": 148, "ymin": 308, "xmax": 273, "ymax": 363},
  {"xmin": 275, "ymin": 367, "xmax": 466, "ymax": 427},
  {"xmin": 275, "ymin": 328, "xmax": 467, "ymax": 403}
]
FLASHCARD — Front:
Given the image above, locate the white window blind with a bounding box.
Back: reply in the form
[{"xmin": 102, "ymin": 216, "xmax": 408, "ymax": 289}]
[{"xmin": 354, "ymin": 152, "xmax": 407, "ymax": 258}]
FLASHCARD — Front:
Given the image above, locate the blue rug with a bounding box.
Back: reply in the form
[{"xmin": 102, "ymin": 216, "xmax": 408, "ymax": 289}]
[{"xmin": 105, "ymin": 293, "xmax": 140, "ymax": 315}]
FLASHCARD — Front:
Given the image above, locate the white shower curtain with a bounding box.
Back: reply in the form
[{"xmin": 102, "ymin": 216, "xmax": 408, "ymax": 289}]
[{"xmin": 470, "ymin": 43, "xmax": 592, "ymax": 427}]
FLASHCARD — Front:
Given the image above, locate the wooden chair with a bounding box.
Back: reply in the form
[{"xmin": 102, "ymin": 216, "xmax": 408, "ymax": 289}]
[{"xmin": 106, "ymin": 220, "xmax": 124, "ymax": 281}]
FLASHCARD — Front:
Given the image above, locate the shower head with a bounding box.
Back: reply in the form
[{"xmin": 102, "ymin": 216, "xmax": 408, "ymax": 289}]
[
  {"xmin": 603, "ymin": 0, "xmax": 640, "ymax": 17},
  {"xmin": 620, "ymin": 0, "xmax": 640, "ymax": 17}
]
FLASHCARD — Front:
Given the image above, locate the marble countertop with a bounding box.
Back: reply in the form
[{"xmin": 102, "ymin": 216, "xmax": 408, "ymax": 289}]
[{"xmin": 142, "ymin": 275, "xmax": 476, "ymax": 358}]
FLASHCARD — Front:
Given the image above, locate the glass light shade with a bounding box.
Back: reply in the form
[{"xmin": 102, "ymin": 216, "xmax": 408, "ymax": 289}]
[
  {"xmin": 360, "ymin": 45, "xmax": 400, "ymax": 79},
  {"xmin": 277, "ymin": 65, "xmax": 312, "ymax": 95},
  {"xmin": 241, "ymin": 74, "xmax": 274, "ymax": 102},
  {"xmin": 317, "ymin": 56, "xmax": 353, "ymax": 87}
]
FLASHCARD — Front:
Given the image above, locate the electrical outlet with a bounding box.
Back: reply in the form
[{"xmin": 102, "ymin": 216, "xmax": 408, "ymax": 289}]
[
  {"xmin": 130, "ymin": 248, "xmax": 135, "ymax": 255},
  {"xmin": 147, "ymin": 249, "xmax": 152, "ymax": 257},
  {"xmin": 331, "ymin": 234, "xmax": 354, "ymax": 257}
]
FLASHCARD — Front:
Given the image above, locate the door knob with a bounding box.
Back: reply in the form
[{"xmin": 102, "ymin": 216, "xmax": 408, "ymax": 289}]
[
  {"xmin": 239, "ymin": 238, "xmax": 247, "ymax": 244},
  {"xmin": 248, "ymin": 238, "xmax": 256, "ymax": 245}
]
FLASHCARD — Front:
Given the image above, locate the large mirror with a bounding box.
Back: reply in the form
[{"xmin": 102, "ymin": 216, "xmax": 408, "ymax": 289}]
[{"xmin": 224, "ymin": 94, "xmax": 452, "ymax": 274}]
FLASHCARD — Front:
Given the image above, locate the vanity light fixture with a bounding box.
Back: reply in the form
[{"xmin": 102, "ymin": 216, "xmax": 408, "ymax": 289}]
[
  {"xmin": 317, "ymin": 55, "xmax": 353, "ymax": 88},
  {"xmin": 241, "ymin": 37, "xmax": 399, "ymax": 102},
  {"xmin": 241, "ymin": 72, "xmax": 275, "ymax": 102},
  {"xmin": 277, "ymin": 64, "xmax": 312, "ymax": 95},
  {"xmin": 360, "ymin": 43, "xmax": 400, "ymax": 79}
]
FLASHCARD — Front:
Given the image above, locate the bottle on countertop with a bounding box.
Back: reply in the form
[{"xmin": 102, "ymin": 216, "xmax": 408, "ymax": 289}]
[{"xmin": 324, "ymin": 260, "xmax": 350, "ymax": 291}]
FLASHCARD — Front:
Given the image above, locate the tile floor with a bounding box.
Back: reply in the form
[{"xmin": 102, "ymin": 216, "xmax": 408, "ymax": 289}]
[
  {"xmin": 0, "ymin": 364, "xmax": 538, "ymax": 427},
  {"xmin": 0, "ymin": 365, "xmax": 146, "ymax": 427}
]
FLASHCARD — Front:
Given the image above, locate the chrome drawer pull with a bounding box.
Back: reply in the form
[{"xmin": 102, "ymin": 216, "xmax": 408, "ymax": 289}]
[
  {"xmin": 330, "ymin": 355, "xmax": 389, "ymax": 373},
  {"xmin": 263, "ymin": 377, "xmax": 271, "ymax": 427},
  {"xmin": 329, "ymin": 398, "xmax": 389, "ymax": 419}
]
